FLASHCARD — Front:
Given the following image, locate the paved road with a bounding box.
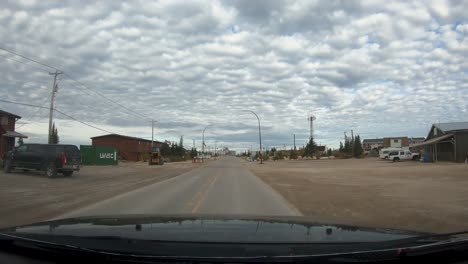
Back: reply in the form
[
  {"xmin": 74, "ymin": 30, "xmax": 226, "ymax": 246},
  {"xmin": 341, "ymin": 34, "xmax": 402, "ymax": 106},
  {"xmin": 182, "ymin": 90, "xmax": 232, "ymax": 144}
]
[{"xmin": 59, "ymin": 157, "xmax": 301, "ymax": 218}]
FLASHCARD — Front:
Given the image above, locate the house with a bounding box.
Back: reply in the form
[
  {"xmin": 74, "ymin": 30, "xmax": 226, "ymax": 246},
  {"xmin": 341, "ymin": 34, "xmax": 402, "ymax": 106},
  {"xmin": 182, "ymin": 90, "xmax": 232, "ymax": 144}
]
[
  {"xmin": 413, "ymin": 122, "xmax": 468, "ymax": 162},
  {"xmin": 362, "ymin": 138, "xmax": 383, "ymax": 152},
  {"xmin": 0, "ymin": 110, "xmax": 28, "ymax": 158},
  {"xmin": 383, "ymin": 137, "xmax": 409, "ymax": 148},
  {"xmin": 91, "ymin": 134, "xmax": 166, "ymax": 161}
]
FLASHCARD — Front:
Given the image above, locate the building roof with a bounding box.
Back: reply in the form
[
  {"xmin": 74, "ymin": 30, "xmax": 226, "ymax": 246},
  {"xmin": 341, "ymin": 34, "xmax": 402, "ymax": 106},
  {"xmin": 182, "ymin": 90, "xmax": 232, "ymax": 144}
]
[
  {"xmin": 91, "ymin": 134, "xmax": 164, "ymax": 144},
  {"xmin": 413, "ymin": 134, "xmax": 453, "ymax": 147},
  {"xmin": 0, "ymin": 110, "xmax": 21, "ymax": 119},
  {"xmin": 362, "ymin": 138, "xmax": 383, "ymax": 143},
  {"xmin": 2, "ymin": 130, "xmax": 28, "ymax": 138},
  {"xmin": 434, "ymin": 122, "xmax": 468, "ymax": 132}
]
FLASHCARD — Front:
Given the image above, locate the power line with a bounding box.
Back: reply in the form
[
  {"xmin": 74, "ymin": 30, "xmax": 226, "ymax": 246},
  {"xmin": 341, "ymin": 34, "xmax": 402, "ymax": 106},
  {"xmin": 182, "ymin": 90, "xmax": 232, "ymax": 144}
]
[
  {"xmin": 0, "ymin": 45, "xmax": 153, "ymax": 121},
  {"xmin": 61, "ymin": 73, "xmax": 152, "ymax": 121},
  {"xmin": 0, "ymin": 99, "xmax": 116, "ymax": 134},
  {"xmin": 0, "ymin": 46, "xmax": 59, "ymax": 71},
  {"xmin": 0, "ymin": 53, "xmax": 50, "ymax": 73}
]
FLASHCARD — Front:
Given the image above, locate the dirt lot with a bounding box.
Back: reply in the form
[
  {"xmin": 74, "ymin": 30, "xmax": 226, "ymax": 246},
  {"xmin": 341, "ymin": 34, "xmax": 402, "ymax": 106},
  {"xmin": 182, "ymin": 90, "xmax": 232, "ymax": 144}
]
[
  {"xmin": 0, "ymin": 161, "xmax": 204, "ymax": 228},
  {"xmin": 247, "ymin": 158, "xmax": 468, "ymax": 233}
]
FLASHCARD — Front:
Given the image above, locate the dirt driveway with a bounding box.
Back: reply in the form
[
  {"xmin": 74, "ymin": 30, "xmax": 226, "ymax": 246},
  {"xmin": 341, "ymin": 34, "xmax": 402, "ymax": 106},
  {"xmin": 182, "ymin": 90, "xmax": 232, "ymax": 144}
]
[
  {"xmin": 247, "ymin": 158, "xmax": 468, "ymax": 233},
  {"xmin": 0, "ymin": 161, "xmax": 204, "ymax": 228}
]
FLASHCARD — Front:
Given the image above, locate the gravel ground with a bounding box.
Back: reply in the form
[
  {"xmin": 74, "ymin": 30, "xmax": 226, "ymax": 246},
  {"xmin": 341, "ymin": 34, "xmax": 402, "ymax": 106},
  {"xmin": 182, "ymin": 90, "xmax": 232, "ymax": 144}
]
[
  {"xmin": 0, "ymin": 160, "xmax": 205, "ymax": 228},
  {"xmin": 246, "ymin": 158, "xmax": 468, "ymax": 233}
]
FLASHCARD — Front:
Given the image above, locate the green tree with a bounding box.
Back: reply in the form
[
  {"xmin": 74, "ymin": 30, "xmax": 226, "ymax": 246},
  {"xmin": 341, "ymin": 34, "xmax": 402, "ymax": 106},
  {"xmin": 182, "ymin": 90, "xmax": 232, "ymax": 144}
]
[
  {"xmin": 304, "ymin": 137, "xmax": 317, "ymax": 157},
  {"xmin": 49, "ymin": 122, "xmax": 59, "ymax": 144},
  {"xmin": 344, "ymin": 137, "xmax": 351, "ymax": 155},
  {"xmin": 179, "ymin": 136, "xmax": 183, "ymax": 149},
  {"xmin": 353, "ymin": 134, "xmax": 364, "ymax": 158},
  {"xmin": 289, "ymin": 148, "xmax": 298, "ymax": 160},
  {"xmin": 327, "ymin": 148, "xmax": 332, "ymax": 156},
  {"xmin": 190, "ymin": 148, "xmax": 197, "ymax": 158},
  {"xmin": 339, "ymin": 141, "xmax": 344, "ymax": 152}
]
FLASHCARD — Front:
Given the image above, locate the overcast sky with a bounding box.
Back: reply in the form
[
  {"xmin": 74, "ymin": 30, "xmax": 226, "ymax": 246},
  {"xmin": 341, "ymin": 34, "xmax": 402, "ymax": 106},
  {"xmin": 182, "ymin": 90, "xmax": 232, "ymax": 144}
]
[{"xmin": 1, "ymin": 0, "xmax": 467, "ymax": 151}]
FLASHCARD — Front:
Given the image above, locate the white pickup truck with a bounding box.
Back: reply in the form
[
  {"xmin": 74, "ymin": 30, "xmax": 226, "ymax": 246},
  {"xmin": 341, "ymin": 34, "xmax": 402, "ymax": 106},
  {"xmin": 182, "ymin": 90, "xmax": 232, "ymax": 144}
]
[{"xmin": 388, "ymin": 150, "xmax": 420, "ymax": 162}]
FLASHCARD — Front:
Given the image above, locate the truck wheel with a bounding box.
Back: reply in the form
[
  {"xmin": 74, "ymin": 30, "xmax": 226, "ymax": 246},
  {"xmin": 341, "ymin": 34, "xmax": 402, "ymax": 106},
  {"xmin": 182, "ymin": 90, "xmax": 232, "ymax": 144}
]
[
  {"xmin": 393, "ymin": 157, "xmax": 399, "ymax": 162},
  {"xmin": 45, "ymin": 163, "xmax": 57, "ymax": 178},
  {"xmin": 62, "ymin": 171, "xmax": 73, "ymax": 177},
  {"xmin": 412, "ymin": 156, "xmax": 419, "ymax": 161},
  {"xmin": 3, "ymin": 160, "xmax": 12, "ymax": 173}
]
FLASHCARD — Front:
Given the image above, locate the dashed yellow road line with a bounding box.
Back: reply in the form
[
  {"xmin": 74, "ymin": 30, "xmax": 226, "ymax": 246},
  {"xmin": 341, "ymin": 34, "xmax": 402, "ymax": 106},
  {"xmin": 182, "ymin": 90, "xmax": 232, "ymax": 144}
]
[{"xmin": 191, "ymin": 174, "xmax": 219, "ymax": 213}]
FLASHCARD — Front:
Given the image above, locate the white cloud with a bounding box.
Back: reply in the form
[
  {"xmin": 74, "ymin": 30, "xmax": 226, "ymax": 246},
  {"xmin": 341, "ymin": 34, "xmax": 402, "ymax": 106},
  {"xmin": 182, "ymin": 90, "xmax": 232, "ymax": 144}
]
[{"xmin": 1, "ymin": 0, "xmax": 467, "ymax": 151}]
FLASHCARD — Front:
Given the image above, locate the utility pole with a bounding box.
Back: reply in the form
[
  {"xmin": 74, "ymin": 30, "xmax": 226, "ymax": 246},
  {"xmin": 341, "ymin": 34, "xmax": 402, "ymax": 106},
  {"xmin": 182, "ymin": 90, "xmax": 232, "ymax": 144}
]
[
  {"xmin": 293, "ymin": 134, "xmax": 296, "ymax": 150},
  {"xmin": 151, "ymin": 120, "xmax": 156, "ymax": 149},
  {"xmin": 202, "ymin": 126, "xmax": 209, "ymax": 162},
  {"xmin": 48, "ymin": 70, "xmax": 62, "ymax": 144},
  {"xmin": 245, "ymin": 110, "xmax": 262, "ymax": 164},
  {"xmin": 351, "ymin": 129, "xmax": 354, "ymax": 157}
]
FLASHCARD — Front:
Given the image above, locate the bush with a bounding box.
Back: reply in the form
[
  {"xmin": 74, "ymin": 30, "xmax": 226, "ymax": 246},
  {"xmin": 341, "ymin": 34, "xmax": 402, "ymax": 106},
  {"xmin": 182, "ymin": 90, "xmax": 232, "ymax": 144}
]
[{"xmin": 140, "ymin": 153, "xmax": 150, "ymax": 162}]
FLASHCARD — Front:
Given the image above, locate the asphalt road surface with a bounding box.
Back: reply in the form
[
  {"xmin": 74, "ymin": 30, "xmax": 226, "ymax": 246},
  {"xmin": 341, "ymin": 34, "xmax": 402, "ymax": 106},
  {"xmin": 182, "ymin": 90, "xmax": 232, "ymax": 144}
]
[{"xmin": 59, "ymin": 157, "xmax": 301, "ymax": 218}]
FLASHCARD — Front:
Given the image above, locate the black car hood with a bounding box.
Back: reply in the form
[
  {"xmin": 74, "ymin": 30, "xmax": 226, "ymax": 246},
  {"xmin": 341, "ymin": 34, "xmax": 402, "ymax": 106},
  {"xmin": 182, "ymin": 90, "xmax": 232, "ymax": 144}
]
[{"xmin": 2, "ymin": 214, "xmax": 429, "ymax": 244}]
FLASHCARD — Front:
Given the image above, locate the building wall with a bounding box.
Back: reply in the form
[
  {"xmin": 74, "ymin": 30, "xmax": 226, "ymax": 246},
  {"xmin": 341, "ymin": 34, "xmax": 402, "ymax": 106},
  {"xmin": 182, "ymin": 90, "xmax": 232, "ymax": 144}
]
[
  {"xmin": 92, "ymin": 136, "xmax": 163, "ymax": 161},
  {"xmin": 455, "ymin": 133, "xmax": 468, "ymax": 163},
  {"xmin": 363, "ymin": 142, "xmax": 383, "ymax": 151},
  {"xmin": 383, "ymin": 137, "xmax": 409, "ymax": 148},
  {"xmin": 0, "ymin": 115, "xmax": 17, "ymax": 158}
]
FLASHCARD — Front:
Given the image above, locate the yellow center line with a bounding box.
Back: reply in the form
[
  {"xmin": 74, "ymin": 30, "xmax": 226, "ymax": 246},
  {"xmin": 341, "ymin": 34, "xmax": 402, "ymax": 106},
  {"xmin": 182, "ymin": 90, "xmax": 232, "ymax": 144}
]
[
  {"xmin": 186, "ymin": 177, "xmax": 213, "ymax": 206},
  {"xmin": 191, "ymin": 174, "xmax": 219, "ymax": 213}
]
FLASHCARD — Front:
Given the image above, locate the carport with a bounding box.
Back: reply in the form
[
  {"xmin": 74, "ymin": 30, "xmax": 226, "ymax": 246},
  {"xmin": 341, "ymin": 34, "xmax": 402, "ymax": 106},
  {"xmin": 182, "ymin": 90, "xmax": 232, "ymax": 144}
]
[
  {"xmin": 413, "ymin": 134, "xmax": 454, "ymax": 162},
  {"xmin": 414, "ymin": 122, "xmax": 468, "ymax": 163}
]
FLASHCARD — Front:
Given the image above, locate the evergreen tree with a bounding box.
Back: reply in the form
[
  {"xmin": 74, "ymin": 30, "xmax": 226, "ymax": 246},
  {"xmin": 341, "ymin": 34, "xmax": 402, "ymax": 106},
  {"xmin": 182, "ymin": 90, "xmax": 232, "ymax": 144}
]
[
  {"xmin": 339, "ymin": 141, "xmax": 344, "ymax": 152},
  {"xmin": 344, "ymin": 137, "xmax": 351, "ymax": 154},
  {"xmin": 304, "ymin": 137, "xmax": 317, "ymax": 157},
  {"xmin": 49, "ymin": 122, "xmax": 59, "ymax": 144},
  {"xmin": 353, "ymin": 134, "xmax": 364, "ymax": 157}
]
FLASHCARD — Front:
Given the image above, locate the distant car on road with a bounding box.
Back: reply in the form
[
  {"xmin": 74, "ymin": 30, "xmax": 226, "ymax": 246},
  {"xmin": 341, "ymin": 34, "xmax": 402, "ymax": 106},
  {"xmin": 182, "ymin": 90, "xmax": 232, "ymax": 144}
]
[
  {"xmin": 3, "ymin": 144, "xmax": 81, "ymax": 178},
  {"xmin": 388, "ymin": 150, "xmax": 420, "ymax": 162}
]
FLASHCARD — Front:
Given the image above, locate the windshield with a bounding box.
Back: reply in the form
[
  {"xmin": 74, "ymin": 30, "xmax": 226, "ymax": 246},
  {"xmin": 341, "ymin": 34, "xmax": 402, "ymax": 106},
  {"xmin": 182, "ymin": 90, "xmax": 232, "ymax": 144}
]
[{"xmin": 1, "ymin": 0, "xmax": 468, "ymax": 247}]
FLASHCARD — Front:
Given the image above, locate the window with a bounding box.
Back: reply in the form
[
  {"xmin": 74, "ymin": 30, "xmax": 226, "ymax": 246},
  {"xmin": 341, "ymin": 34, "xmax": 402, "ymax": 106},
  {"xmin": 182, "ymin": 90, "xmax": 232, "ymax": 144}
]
[
  {"xmin": 394, "ymin": 139, "xmax": 399, "ymax": 143},
  {"xmin": 16, "ymin": 145, "xmax": 27, "ymax": 153},
  {"xmin": 400, "ymin": 151, "xmax": 404, "ymax": 155}
]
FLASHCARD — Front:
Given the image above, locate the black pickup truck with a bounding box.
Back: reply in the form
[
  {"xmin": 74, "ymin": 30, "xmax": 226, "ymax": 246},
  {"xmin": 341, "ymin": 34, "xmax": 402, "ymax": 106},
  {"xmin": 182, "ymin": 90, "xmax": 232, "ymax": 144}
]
[{"xmin": 3, "ymin": 144, "xmax": 81, "ymax": 178}]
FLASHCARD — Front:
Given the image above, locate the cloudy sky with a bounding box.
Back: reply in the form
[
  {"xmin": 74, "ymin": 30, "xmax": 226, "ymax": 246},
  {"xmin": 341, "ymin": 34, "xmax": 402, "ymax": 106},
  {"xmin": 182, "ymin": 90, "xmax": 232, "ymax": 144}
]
[{"xmin": 1, "ymin": 0, "xmax": 467, "ymax": 151}]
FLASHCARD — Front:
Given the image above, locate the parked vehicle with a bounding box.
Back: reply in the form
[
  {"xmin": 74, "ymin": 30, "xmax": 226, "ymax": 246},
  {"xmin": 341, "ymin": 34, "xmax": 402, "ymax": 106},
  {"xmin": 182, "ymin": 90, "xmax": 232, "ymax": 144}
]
[
  {"xmin": 379, "ymin": 148, "xmax": 403, "ymax": 159},
  {"xmin": 388, "ymin": 150, "xmax": 420, "ymax": 162},
  {"xmin": 3, "ymin": 144, "xmax": 81, "ymax": 177}
]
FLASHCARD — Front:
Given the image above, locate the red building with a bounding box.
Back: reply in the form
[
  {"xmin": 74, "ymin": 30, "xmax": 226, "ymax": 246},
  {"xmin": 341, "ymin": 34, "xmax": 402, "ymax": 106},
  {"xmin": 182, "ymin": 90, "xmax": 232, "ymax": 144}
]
[
  {"xmin": 0, "ymin": 110, "xmax": 27, "ymax": 158},
  {"xmin": 91, "ymin": 134, "xmax": 165, "ymax": 161}
]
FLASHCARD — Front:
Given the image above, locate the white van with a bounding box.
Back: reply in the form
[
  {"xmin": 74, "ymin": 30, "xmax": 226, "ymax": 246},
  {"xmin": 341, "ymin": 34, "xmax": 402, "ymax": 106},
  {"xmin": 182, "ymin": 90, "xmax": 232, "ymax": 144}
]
[{"xmin": 379, "ymin": 148, "xmax": 402, "ymax": 159}]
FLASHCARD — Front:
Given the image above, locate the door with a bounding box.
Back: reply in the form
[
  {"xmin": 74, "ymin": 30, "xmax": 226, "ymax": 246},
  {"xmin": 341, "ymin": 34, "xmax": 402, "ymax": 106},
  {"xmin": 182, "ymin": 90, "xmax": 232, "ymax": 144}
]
[
  {"xmin": 403, "ymin": 151, "xmax": 411, "ymax": 160},
  {"xmin": 27, "ymin": 145, "xmax": 45, "ymax": 168},
  {"xmin": 12, "ymin": 145, "xmax": 28, "ymax": 167}
]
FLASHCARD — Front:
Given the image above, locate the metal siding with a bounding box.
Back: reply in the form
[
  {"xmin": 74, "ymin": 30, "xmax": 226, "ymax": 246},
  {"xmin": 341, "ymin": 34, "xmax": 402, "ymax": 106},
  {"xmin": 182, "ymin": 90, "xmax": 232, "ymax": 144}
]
[
  {"xmin": 80, "ymin": 145, "xmax": 95, "ymax": 165},
  {"xmin": 456, "ymin": 133, "xmax": 468, "ymax": 163},
  {"xmin": 95, "ymin": 146, "xmax": 118, "ymax": 165}
]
